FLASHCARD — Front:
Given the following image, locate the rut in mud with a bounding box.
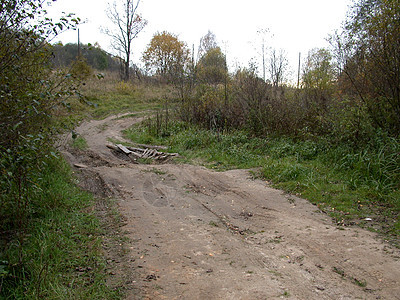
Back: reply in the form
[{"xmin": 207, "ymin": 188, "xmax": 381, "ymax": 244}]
[{"xmin": 61, "ymin": 113, "xmax": 400, "ymax": 300}]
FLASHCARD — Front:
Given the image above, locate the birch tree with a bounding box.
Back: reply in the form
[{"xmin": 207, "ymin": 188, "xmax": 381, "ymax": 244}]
[{"xmin": 198, "ymin": 30, "xmax": 218, "ymax": 61}]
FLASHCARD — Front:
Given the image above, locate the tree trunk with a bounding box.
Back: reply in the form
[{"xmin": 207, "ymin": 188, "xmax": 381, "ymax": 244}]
[{"xmin": 124, "ymin": 59, "xmax": 130, "ymax": 81}]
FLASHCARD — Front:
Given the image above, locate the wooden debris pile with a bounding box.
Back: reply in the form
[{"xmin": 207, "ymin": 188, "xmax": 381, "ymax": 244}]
[{"xmin": 107, "ymin": 143, "xmax": 178, "ymax": 163}]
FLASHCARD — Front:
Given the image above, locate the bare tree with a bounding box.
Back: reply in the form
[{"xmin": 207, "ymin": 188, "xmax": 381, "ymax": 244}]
[
  {"xmin": 256, "ymin": 28, "xmax": 270, "ymax": 82},
  {"xmin": 104, "ymin": 0, "xmax": 147, "ymax": 81},
  {"xmin": 268, "ymin": 49, "xmax": 288, "ymax": 87}
]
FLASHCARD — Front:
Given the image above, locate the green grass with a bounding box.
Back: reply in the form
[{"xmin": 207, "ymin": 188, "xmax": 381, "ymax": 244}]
[
  {"xmin": 71, "ymin": 135, "xmax": 88, "ymax": 150},
  {"xmin": 80, "ymin": 81, "xmax": 173, "ymax": 120},
  {"xmin": 86, "ymin": 93, "xmax": 162, "ymax": 119},
  {"xmin": 124, "ymin": 119, "xmax": 400, "ymax": 243},
  {"xmin": 0, "ymin": 156, "xmax": 121, "ymax": 299},
  {"xmin": 58, "ymin": 79, "xmax": 172, "ymax": 123}
]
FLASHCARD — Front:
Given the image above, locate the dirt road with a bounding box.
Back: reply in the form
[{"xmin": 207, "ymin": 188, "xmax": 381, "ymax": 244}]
[{"xmin": 61, "ymin": 113, "xmax": 400, "ymax": 299}]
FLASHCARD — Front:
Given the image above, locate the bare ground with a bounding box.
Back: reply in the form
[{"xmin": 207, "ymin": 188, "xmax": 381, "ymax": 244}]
[{"xmin": 60, "ymin": 113, "xmax": 400, "ymax": 300}]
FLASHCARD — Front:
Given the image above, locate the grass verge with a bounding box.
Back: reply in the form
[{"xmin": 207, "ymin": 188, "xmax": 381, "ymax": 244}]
[
  {"xmin": 124, "ymin": 119, "xmax": 399, "ymax": 245},
  {"xmin": 0, "ymin": 156, "xmax": 121, "ymax": 299},
  {"xmin": 54, "ymin": 75, "xmax": 173, "ymax": 130},
  {"xmin": 79, "ymin": 76, "xmax": 173, "ymax": 120}
]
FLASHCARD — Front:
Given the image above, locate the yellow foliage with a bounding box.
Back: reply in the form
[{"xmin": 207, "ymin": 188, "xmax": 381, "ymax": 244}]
[
  {"xmin": 114, "ymin": 81, "xmax": 135, "ymax": 94},
  {"xmin": 142, "ymin": 31, "xmax": 190, "ymax": 78},
  {"xmin": 70, "ymin": 57, "xmax": 92, "ymax": 80}
]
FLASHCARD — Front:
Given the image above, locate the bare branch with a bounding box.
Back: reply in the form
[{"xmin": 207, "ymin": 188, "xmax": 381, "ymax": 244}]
[{"xmin": 103, "ymin": 0, "xmax": 147, "ymax": 81}]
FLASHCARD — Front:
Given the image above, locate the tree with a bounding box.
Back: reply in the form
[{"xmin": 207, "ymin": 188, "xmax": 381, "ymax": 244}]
[
  {"xmin": 0, "ymin": 0, "xmax": 80, "ymax": 247},
  {"xmin": 52, "ymin": 43, "xmax": 119, "ymax": 71},
  {"xmin": 104, "ymin": 0, "xmax": 147, "ymax": 81},
  {"xmin": 142, "ymin": 31, "xmax": 191, "ymax": 99},
  {"xmin": 333, "ymin": 0, "xmax": 400, "ymax": 133},
  {"xmin": 196, "ymin": 47, "xmax": 228, "ymax": 85},
  {"xmin": 256, "ymin": 28, "xmax": 271, "ymax": 82},
  {"xmin": 268, "ymin": 49, "xmax": 289, "ymax": 87},
  {"xmin": 0, "ymin": 0, "xmax": 80, "ymax": 148},
  {"xmin": 233, "ymin": 64, "xmax": 270, "ymax": 134},
  {"xmin": 142, "ymin": 31, "xmax": 190, "ymax": 81},
  {"xmin": 195, "ymin": 31, "xmax": 227, "ymax": 85},
  {"xmin": 303, "ymin": 48, "xmax": 335, "ymax": 90},
  {"xmin": 302, "ymin": 48, "xmax": 336, "ymax": 109},
  {"xmin": 198, "ymin": 30, "xmax": 218, "ymax": 61}
]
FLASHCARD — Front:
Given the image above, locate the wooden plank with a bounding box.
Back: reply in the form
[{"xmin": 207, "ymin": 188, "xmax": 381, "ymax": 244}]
[
  {"xmin": 116, "ymin": 144, "xmax": 132, "ymax": 155},
  {"xmin": 128, "ymin": 151, "xmax": 143, "ymax": 158},
  {"xmin": 135, "ymin": 144, "xmax": 167, "ymax": 150},
  {"xmin": 106, "ymin": 144, "xmax": 119, "ymax": 151},
  {"xmin": 108, "ymin": 143, "xmax": 179, "ymax": 161},
  {"xmin": 74, "ymin": 163, "xmax": 88, "ymax": 169},
  {"xmin": 142, "ymin": 148, "xmax": 150, "ymax": 158},
  {"xmin": 126, "ymin": 146, "xmax": 145, "ymax": 153},
  {"xmin": 149, "ymin": 149, "xmax": 157, "ymax": 158}
]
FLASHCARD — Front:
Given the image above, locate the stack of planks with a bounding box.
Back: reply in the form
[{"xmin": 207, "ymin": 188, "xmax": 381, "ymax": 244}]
[{"xmin": 106, "ymin": 143, "xmax": 178, "ymax": 163}]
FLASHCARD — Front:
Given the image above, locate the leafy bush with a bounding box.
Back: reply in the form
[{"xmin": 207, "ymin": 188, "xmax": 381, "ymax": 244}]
[
  {"xmin": 70, "ymin": 56, "xmax": 93, "ymax": 80},
  {"xmin": 0, "ymin": 2, "xmax": 112, "ymax": 297},
  {"xmin": 114, "ymin": 81, "xmax": 136, "ymax": 95},
  {"xmin": 0, "ymin": 0, "xmax": 81, "ymax": 224}
]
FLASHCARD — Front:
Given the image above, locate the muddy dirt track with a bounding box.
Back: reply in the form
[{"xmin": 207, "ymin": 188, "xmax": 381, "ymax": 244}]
[{"xmin": 61, "ymin": 113, "xmax": 400, "ymax": 300}]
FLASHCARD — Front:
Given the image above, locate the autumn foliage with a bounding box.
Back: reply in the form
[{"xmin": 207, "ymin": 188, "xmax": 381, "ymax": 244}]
[{"xmin": 139, "ymin": 1, "xmax": 400, "ymax": 145}]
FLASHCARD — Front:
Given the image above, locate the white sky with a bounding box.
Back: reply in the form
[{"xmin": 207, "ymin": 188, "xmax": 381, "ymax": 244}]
[{"xmin": 47, "ymin": 0, "xmax": 352, "ymax": 81}]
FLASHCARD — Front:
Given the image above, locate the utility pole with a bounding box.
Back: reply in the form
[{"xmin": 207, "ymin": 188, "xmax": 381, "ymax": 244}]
[
  {"xmin": 262, "ymin": 39, "xmax": 265, "ymax": 82},
  {"xmin": 222, "ymin": 40, "xmax": 228, "ymax": 106},
  {"xmin": 257, "ymin": 28, "xmax": 269, "ymax": 82},
  {"xmin": 191, "ymin": 43, "xmax": 195, "ymax": 91},
  {"xmin": 77, "ymin": 28, "xmax": 81, "ymax": 57},
  {"xmin": 297, "ymin": 52, "xmax": 301, "ymax": 89},
  {"xmin": 192, "ymin": 43, "xmax": 195, "ymax": 66}
]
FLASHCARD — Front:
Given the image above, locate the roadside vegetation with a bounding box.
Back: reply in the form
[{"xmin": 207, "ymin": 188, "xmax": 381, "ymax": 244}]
[
  {"xmin": 0, "ymin": 158, "xmax": 120, "ymax": 299},
  {"xmin": 122, "ymin": 0, "xmax": 400, "ymax": 243},
  {"xmin": 1, "ymin": 0, "xmax": 399, "ymax": 298},
  {"xmin": 125, "ymin": 120, "xmax": 400, "ymax": 242},
  {"xmin": 0, "ymin": 1, "xmax": 122, "ymax": 298}
]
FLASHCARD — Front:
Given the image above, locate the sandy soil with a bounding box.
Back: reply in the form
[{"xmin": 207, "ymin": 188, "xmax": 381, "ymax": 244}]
[{"xmin": 61, "ymin": 113, "xmax": 400, "ymax": 300}]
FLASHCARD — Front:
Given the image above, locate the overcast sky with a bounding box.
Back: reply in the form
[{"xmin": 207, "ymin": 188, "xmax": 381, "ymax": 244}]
[{"xmin": 47, "ymin": 0, "xmax": 352, "ymax": 80}]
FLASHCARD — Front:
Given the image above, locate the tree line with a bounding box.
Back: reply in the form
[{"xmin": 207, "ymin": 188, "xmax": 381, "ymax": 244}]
[
  {"xmin": 51, "ymin": 42, "xmax": 118, "ymax": 71},
  {"xmin": 49, "ymin": 0, "xmax": 399, "ymax": 144},
  {"xmin": 137, "ymin": 0, "xmax": 400, "ymax": 144}
]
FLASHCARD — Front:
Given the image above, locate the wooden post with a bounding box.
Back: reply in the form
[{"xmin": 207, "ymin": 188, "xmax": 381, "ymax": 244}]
[{"xmin": 165, "ymin": 100, "xmax": 168, "ymax": 133}]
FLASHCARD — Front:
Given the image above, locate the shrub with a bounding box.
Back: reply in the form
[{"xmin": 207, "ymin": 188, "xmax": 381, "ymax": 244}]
[{"xmin": 114, "ymin": 80, "xmax": 136, "ymax": 95}]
